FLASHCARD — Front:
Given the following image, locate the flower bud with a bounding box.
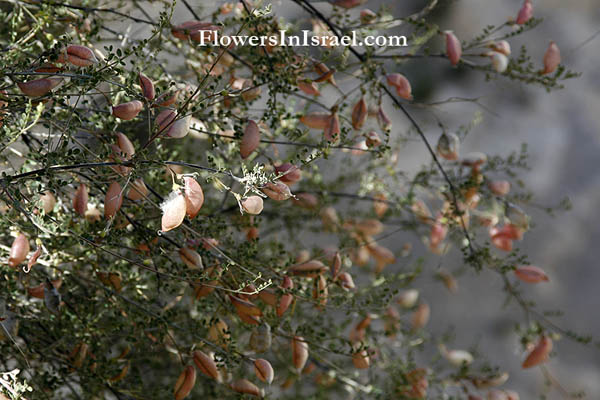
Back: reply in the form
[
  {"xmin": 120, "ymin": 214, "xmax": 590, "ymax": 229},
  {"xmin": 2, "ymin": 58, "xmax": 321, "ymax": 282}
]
[
  {"xmin": 542, "ymin": 41, "xmax": 561, "ymax": 75},
  {"xmin": 445, "ymin": 31, "xmax": 462, "ymax": 66},
  {"xmin": 241, "ymin": 120, "xmax": 260, "ymax": 159},
  {"xmin": 386, "ymin": 73, "xmax": 412, "ymax": 100},
  {"xmin": 112, "ymin": 100, "xmax": 143, "ymax": 120},
  {"xmin": 490, "ymin": 51, "xmax": 509, "ymax": 73}
]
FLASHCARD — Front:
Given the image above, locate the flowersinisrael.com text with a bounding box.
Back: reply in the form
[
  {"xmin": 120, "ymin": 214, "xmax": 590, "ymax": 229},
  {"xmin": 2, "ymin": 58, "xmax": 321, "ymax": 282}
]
[{"xmin": 197, "ymin": 29, "xmax": 408, "ymax": 48}]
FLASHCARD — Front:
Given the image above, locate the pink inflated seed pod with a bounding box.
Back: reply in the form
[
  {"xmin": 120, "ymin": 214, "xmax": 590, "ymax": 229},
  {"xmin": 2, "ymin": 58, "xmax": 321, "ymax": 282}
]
[
  {"xmin": 240, "ymin": 120, "xmax": 260, "ymax": 159},
  {"xmin": 112, "ymin": 100, "xmax": 143, "ymax": 120},
  {"xmin": 445, "ymin": 31, "xmax": 462, "ymax": 66},
  {"xmin": 542, "ymin": 41, "xmax": 561, "ymax": 75}
]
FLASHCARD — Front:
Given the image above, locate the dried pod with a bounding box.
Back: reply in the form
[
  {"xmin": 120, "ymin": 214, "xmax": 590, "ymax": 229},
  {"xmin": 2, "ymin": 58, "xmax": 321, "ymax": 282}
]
[
  {"xmin": 127, "ymin": 179, "xmax": 148, "ymax": 201},
  {"xmin": 112, "ymin": 100, "xmax": 143, "ymax": 120},
  {"xmin": 338, "ymin": 272, "xmax": 355, "ymax": 291},
  {"xmin": 522, "ymin": 336, "xmax": 553, "ymax": 368},
  {"xmin": 300, "ymin": 112, "xmax": 330, "ymax": 130},
  {"xmin": 352, "ymin": 349, "xmax": 370, "ymax": 369},
  {"xmin": 9, "ymin": 234, "xmax": 29, "ymax": 268},
  {"xmin": 241, "ymin": 196, "xmax": 264, "ymax": 215},
  {"xmin": 352, "ymin": 97, "xmax": 368, "ymax": 129},
  {"xmin": 40, "ymin": 191, "xmax": 56, "ymax": 214},
  {"xmin": 73, "ymin": 183, "xmax": 88, "ymax": 216},
  {"xmin": 292, "ymin": 336, "xmax": 309, "ymax": 372},
  {"xmin": 193, "ymin": 350, "xmax": 221, "ymax": 381},
  {"xmin": 258, "ymin": 289, "xmax": 277, "ymax": 307},
  {"xmin": 313, "ymin": 62, "xmax": 336, "ymax": 86},
  {"xmin": 138, "ymin": 73, "xmax": 155, "ymax": 100},
  {"xmin": 355, "ymin": 219, "xmax": 384, "ymax": 236},
  {"xmin": 18, "ymin": 77, "xmax": 62, "ymax": 97},
  {"xmin": 208, "ymin": 319, "xmax": 231, "ymax": 347},
  {"xmin": 488, "ymin": 180, "xmax": 511, "ymax": 196},
  {"xmin": 490, "ymin": 52, "xmax": 509, "ymax": 73},
  {"xmin": 70, "ymin": 342, "xmax": 89, "ymax": 369},
  {"xmin": 262, "ymin": 182, "xmax": 291, "ymax": 201},
  {"xmin": 230, "ymin": 379, "xmax": 262, "ymax": 397},
  {"xmin": 373, "ymin": 193, "xmax": 388, "ymax": 217},
  {"xmin": 324, "ymin": 112, "xmax": 340, "ymax": 142},
  {"xmin": 64, "ymin": 44, "xmax": 98, "ymax": 67},
  {"xmin": 411, "ymin": 303, "xmax": 430, "ymax": 330},
  {"xmin": 332, "ymin": 0, "xmax": 366, "ymax": 9},
  {"xmin": 437, "ymin": 132, "xmax": 460, "ymax": 160},
  {"xmin": 241, "ymin": 120, "xmax": 260, "ymax": 159},
  {"xmin": 377, "ymin": 106, "xmax": 392, "ymax": 131},
  {"xmin": 514, "ymin": 265, "xmax": 549, "ymax": 283},
  {"xmin": 116, "ymin": 132, "xmax": 135, "ymax": 159},
  {"xmin": 386, "ymin": 73, "xmax": 412, "ymax": 100},
  {"xmin": 292, "ymin": 192, "xmax": 318, "ymax": 209},
  {"xmin": 365, "ymin": 131, "xmax": 382, "ymax": 148},
  {"xmin": 154, "ymin": 89, "xmax": 180, "ymax": 108},
  {"xmin": 161, "ymin": 191, "xmax": 187, "ymax": 232},
  {"xmin": 542, "ymin": 41, "xmax": 561, "ymax": 75},
  {"xmin": 230, "ymin": 295, "xmax": 262, "ymax": 317},
  {"xmin": 516, "ymin": 0, "xmax": 533, "ymax": 25},
  {"xmin": 330, "ymin": 252, "xmax": 341, "ymax": 279},
  {"xmin": 174, "ymin": 365, "xmax": 196, "ymax": 400},
  {"xmin": 445, "ymin": 31, "xmax": 462, "ymax": 66},
  {"xmin": 109, "ymin": 363, "xmax": 129, "ymax": 383},
  {"xmin": 250, "ymin": 323, "xmax": 272, "ymax": 353},
  {"xmin": 288, "ymin": 260, "xmax": 327, "ymax": 278},
  {"xmin": 254, "ymin": 358, "xmax": 274, "ymax": 384},
  {"xmin": 275, "ymin": 163, "xmax": 302, "ymax": 184},
  {"xmin": 298, "ymin": 80, "xmax": 320, "ymax": 96},
  {"xmin": 179, "ymin": 247, "xmax": 203, "ymax": 270},
  {"xmin": 104, "ymin": 181, "xmax": 123, "ymax": 219},
  {"xmin": 397, "ymin": 289, "xmax": 419, "ymax": 308},
  {"xmin": 183, "ymin": 177, "xmax": 204, "ymax": 218},
  {"xmin": 312, "ymin": 274, "xmax": 328, "ymax": 307},
  {"xmin": 277, "ymin": 276, "xmax": 294, "ymax": 317}
]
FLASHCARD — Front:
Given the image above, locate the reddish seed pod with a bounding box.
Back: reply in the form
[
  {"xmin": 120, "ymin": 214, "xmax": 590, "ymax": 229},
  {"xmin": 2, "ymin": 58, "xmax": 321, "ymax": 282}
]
[
  {"xmin": 241, "ymin": 196, "xmax": 264, "ymax": 215},
  {"xmin": 352, "ymin": 97, "xmax": 368, "ymax": 129},
  {"xmin": 179, "ymin": 247, "xmax": 203, "ymax": 270},
  {"xmin": 73, "ymin": 183, "xmax": 88, "ymax": 216},
  {"xmin": 127, "ymin": 179, "xmax": 148, "ymax": 201},
  {"xmin": 298, "ymin": 80, "xmax": 320, "ymax": 96},
  {"xmin": 277, "ymin": 276, "xmax": 294, "ymax": 317},
  {"xmin": 154, "ymin": 110, "xmax": 191, "ymax": 138},
  {"xmin": 292, "ymin": 336, "xmax": 309, "ymax": 372},
  {"xmin": 9, "ymin": 233, "xmax": 30, "ymax": 268},
  {"xmin": 332, "ymin": 0, "xmax": 366, "ymax": 9},
  {"xmin": 183, "ymin": 177, "xmax": 204, "ymax": 218},
  {"xmin": 288, "ymin": 260, "xmax": 327, "ymax": 278},
  {"xmin": 138, "ymin": 73, "xmax": 155, "ymax": 100},
  {"xmin": 174, "ymin": 365, "xmax": 196, "ymax": 400},
  {"xmin": 352, "ymin": 349, "xmax": 370, "ymax": 369},
  {"xmin": 300, "ymin": 112, "xmax": 330, "ymax": 130},
  {"xmin": 516, "ymin": 0, "xmax": 533, "ymax": 25},
  {"xmin": 313, "ymin": 62, "xmax": 337, "ymax": 86},
  {"xmin": 377, "ymin": 106, "xmax": 392, "ymax": 131},
  {"xmin": 542, "ymin": 41, "xmax": 561, "ymax": 75},
  {"xmin": 40, "ymin": 191, "xmax": 56, "ymax": 214},
  {"xmin": 360, "ymin": 9, "xmax": 377, "ymax": 24},
  {"xmin": 254, "ymin": 358, "xmax": 274, "ymax": 384},
  {"xmin": 386, "ymin": 73, "xmax": 412, "ymax": 100},
  {"xmin": 230, "ymin": 379, "xmax": 262, "ymax": 397},
  {"xmin": 522, "ymin": 336, "xmax": 553, "ymax": 368},
  {"xmin": 17, "ymin": 78, "xmax": 62, "ymax": 97},
  {"xmin": 104, "ymin": 181, "xmax": 124, "ymax": 219},
  {"xmin": 445, "ymin": 31, "xmax": 462, "ymax": 66},
  {"xmin": 411, "ymin": 303, "xmax": 430, "ymax": 330},
  {"xmin": 161, "ymin": 191, "xmax": 187, "ymax": 232},
  {"xmin": 262, "ymin": 181, "xmax": 291, "ymax": 201},
  {"xmin": 193, "ymin": 350, "xmax": 221, "ymax": 381},
  {"xmin": 241, "ymin": 120, "xmax": 260, "ymax": 159},
  {"xmin": 112, "ymin": 100, "xmax": 143, "ymax": 120},
  {"xmin": 65, "ymin": 44, "xmax": 98, "ymax": 67},
  {"xmin": 275, "ymin": 163, "xmax": 301, "ymax": 184},
  {"xmin": 116, "ymin": 132, "xmax": 135, "ymax": 159},
  {"xmin": 324, "ymin": 112, "xmax": 340, "ymax": 142},
  {"xmin": 338, "ymin": 272, "xmax": 355, "ymax": 290},
  {"xmin": 488, "ymin": 180, "xmax": 511, "ymax": 196},
  {"xmin": 514, "ymin": 265, "xmax": 549, "ymax": 283}
]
